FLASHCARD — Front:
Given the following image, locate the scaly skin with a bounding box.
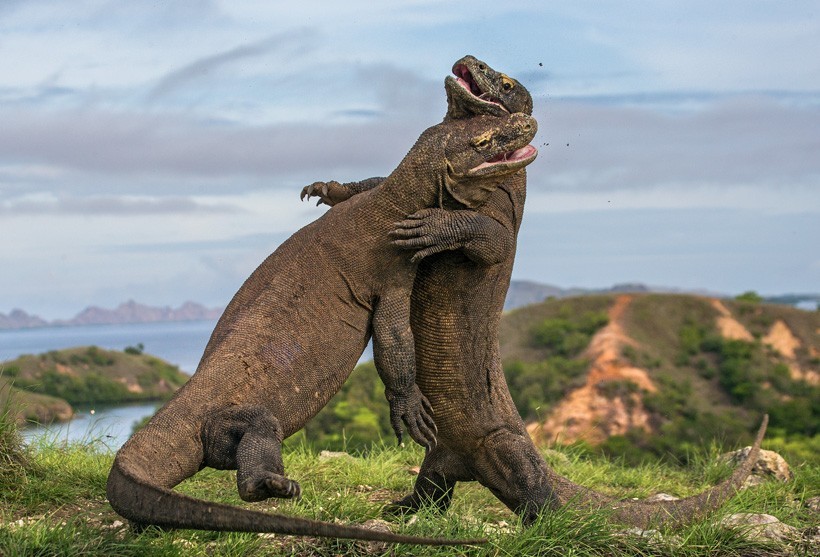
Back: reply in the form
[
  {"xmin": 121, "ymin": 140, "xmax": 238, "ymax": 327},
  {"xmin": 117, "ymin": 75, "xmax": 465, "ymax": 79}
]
[
  {"xmin": 106, "ymin": 112, "xmax": 538, "ymax": 546},
  {"xmin": 303, "ymin": 54, "xmax": 769, "ymax": 529}
]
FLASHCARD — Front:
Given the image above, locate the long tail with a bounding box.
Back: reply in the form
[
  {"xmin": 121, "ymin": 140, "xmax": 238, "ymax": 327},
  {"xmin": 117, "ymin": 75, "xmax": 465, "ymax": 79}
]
[
  {"xmin": 106, "ymin": 459, "xmax": 486, "ymax": 546},
  {"xmin": 544, "ymin": 415, "xmax": 768, "ymax": 528}
]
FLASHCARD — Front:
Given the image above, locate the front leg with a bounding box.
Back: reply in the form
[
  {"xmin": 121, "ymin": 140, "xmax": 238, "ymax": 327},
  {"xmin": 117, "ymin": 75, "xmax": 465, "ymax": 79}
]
[
  {"xmin": 372, "ymin": 281, "xmax": 437, "ymax": 449},
  {"xmin": 300, "ymin": 177, "xmax": 387, "ymax": 206},
  {"xmin": 390, "ymin": 209, "xmax": 513, "ymax": 265}
]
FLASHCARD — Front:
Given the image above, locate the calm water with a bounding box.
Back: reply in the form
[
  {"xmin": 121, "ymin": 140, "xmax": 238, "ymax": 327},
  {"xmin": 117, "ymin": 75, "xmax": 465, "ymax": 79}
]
[
  {"xmin": 20, "ymin": 402, "xmax": 161, "ymax": 450},
  {"xmin": 2, "ymin": 320, "xmax": 372, "ymax": 449}
]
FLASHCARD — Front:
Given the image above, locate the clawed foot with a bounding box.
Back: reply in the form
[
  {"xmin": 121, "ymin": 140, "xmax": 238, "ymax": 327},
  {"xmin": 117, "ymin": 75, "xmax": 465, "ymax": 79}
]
[
  {"xmin": 382, "ymin": 495, "xmax": 419, "ymax": 519},
  {"xmin": 300, "ymin": 180, "xmax": 349, "ymax": 206},
  {"xmin": 386, "ymin": 384, "xmax": 437, "ymax": 450},
  {"xmin": 390, "ymin": 209, "xmax": 461, "ymax": 262},
  {"xmin": 239, "ymin": 472, "xmax": 301, "ymax": 502}
]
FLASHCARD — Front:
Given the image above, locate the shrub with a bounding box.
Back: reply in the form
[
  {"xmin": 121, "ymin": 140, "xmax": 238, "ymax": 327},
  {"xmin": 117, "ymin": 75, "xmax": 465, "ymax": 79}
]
[
  {"xmin": 531, "ymin": 311, "xmax": 609, "ymax": 357},
  {"xmin": 735, "ymin": 291, "xmax": 763, "ymax": 303},
  {"xmin": 124, "ymin": 343, "xmax": 145, "ymax": 355}
]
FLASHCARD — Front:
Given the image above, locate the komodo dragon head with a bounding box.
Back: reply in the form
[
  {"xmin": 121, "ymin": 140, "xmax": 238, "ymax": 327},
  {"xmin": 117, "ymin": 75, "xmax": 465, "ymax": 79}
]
[
  {"xmin": 445, "ymin": 54, "xmax": 533, "ymax": 119},
  {"xmin": 438, "ymin": 112, "xmax": 537, "ymax": 209}
]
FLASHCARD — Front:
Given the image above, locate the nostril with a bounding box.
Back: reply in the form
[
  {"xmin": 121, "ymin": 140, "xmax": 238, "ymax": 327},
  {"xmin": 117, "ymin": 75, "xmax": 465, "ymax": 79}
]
[{"xmin": 478, "ymin": 64, "xmax": 486, "ymax": 70}]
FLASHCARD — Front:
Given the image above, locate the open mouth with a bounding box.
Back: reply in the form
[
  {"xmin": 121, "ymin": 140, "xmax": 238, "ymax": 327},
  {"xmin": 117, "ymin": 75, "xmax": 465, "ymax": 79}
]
[
  {"xmin": 470, "ymin": 144, "xmax": 538, "ymax": 173},
  {"xmin": 453, "ymin": 64, "xmax": 506, "ymax": 109}
]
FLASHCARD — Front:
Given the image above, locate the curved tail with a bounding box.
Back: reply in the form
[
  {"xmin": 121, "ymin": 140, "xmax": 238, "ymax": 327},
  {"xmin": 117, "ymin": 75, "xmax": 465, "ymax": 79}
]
[
  {"xmin": 545, "ymin": 415, "xmax": 769, "ymax": 528},
  {"xmin": 106, "ymin": 459, "xmax": 486, "ymax": 546}
]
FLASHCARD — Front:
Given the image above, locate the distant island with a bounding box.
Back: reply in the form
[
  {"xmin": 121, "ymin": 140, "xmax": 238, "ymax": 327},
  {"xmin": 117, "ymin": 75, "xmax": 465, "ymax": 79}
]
[
  {"xmin": 0, "ymin": 345, "xmax": 190, "ymax": 426},
  {"xmin": 1, "ymin": 283, "xmax": 817, "ymax": 330}
]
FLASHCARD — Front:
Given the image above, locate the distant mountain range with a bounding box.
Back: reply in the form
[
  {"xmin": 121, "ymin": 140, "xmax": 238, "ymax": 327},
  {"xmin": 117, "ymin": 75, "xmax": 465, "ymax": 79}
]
[
  {"xmin": 0, "ymin": 300, "xmax": 223, "ymax": 330},
  {"xmin": 1, "ymin": 282, "xmax": 817, "ymax": 330}
]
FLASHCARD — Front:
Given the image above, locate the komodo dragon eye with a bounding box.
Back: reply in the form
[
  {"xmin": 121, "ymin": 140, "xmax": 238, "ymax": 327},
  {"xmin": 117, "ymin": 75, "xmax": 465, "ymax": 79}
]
[
  {"xmin": 471, "ymin": 131, "xmax": 494, "ymax": 149},
  {"xmin": 501, "ymin": 75, "xmax": 514, "ymax": 91}
]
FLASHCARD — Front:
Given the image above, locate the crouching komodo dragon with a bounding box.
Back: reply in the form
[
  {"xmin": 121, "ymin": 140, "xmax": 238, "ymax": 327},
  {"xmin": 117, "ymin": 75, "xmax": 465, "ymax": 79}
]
[
  {"xmin": 304, "ymin": 54, "xmax": 769, "ymax": 529},
  {"xmin": 106, "ymin": 111, "xmax": 538, "ymax": 545}
]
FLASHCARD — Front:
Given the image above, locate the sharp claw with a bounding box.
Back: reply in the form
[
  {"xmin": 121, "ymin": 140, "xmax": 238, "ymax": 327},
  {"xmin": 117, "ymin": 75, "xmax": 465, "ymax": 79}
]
[{"xmin": 316, "ymin": 198, "xmax": 323, "ymax": 206}]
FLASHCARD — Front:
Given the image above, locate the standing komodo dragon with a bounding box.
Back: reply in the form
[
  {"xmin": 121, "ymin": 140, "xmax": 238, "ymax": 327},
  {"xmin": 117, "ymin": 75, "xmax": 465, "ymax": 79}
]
[
  {"xmin": 106, "ymin": 111, "xmax": 538, "ymax": 545},
  {"xmin": 303, "ymin": 54, "xmax": 769, "ymax": 529}
]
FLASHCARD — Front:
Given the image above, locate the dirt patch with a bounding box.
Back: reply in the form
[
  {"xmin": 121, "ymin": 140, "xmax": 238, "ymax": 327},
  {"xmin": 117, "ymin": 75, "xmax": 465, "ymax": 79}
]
[
  {"xmin": 54, "ymin": 363, "xmax": 77, "ymax": 376},
  {"xmin": 711, "ymin": 299, "xmax": 754, "ymax": 341},
  {"xmin": 761, "ymin": 320, "xmax": 819, "ymax": 385},
  {"xmin": 763, "ymin": 320, "xmax": 801, "ymax": 359},
  {"xmin": 528, "ymin": 295, "xmax": 656, "ymax": 446},
  {"xmin": 117, "ymin": 377, "xmax": 144, "ymax": 394}
]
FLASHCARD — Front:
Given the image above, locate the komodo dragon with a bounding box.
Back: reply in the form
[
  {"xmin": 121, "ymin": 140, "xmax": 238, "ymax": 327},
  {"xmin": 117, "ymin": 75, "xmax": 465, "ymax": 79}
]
[
  {"xmin": 303, "ymin": 54, "xmax": 769, "ymax": 529},
  {"xmin": 106, "ymin": 111, "xmax": 538, "ymax": 545}
]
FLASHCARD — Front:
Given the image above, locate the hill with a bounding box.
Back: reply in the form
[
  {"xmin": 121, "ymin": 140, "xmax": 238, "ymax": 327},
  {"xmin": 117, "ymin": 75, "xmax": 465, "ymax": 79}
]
[
  {"xmin": 500, "ymin": 293, "xmax": 819, "ymax": 462},
  {"xmin": 0, "ymin": 346, "xmax": 189, "ymax": 426},
  {"xmin": 301, "ymin": 293, "xmax": 819, "ymax": 465}
]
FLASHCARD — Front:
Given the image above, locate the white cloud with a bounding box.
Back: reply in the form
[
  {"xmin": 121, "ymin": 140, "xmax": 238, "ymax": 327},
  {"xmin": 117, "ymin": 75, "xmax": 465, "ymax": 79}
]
[{"xmin": 1, "ymin": 1, "xmax": 819, "ymax": 318}]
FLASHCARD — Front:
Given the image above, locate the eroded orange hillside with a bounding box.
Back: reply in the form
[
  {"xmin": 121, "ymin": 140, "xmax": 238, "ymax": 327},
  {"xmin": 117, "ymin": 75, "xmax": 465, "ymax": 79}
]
[{"xmin": 527, "ymin": 295, "xmax": 656, "ymax": 445}]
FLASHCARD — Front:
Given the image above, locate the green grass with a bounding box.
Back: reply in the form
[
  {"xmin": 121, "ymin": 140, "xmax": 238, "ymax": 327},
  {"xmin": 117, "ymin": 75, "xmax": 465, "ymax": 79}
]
[{"xmin": 2, "ymin": 411, "xmax": 817, "ymax": 557}]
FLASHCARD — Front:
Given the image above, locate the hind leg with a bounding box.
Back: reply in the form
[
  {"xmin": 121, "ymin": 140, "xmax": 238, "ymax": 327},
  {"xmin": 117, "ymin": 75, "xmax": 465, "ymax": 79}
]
[
  {"xmin": 384, "ymin": 444, "xmax": 472, "ymax": 517},
  {"xmin": 202, "ymin": 405, "xmax": 300, "ymax": 502}
]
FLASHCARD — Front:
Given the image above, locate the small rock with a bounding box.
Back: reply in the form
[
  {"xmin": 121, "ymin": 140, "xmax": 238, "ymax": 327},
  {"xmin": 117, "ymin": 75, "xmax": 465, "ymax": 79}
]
[
  {"xmin": 257, "ymin": 533, "xmax": 277, "ymax": 540},
  {"xmin": 720, "ymin": 513, "xmax": 798, "ymax": 543},
  {"xmin": 407, "ymin": 466, "xmax": 421, "ymax": 475},
  {"xmin": 318, "ymin": 450, "xmax": 353, "ymax": 461},
  {"xmin": 645, "ymin": 493, "xmax": 680, "ymax": 502},
  {"xmin": 487, "ymin": 520, "xmax": 514, "ymax": 534},
  {"xmin": 355, "ymin": 519, "xmax": 394, "ymax": 553},
  {"xmin": 805, "ymin": 496, "xmax": 820, "ymax": 514},
  {"xmin": 361, "ymin": 518, "xmax": 393, "ymax": 531},
  {"xmin": 616, "ymin": 527, "xmax": 682, "ymax": 547},
  {"xmin": 719, "ymin": 447, "xmax": 793, "ymax": 486},
  {"xmin": 618, "ymin": 527, "xmax": 662, "ymax": 540}
]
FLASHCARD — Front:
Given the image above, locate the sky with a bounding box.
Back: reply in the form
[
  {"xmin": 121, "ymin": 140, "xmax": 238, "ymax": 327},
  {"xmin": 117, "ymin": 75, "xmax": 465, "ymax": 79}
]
[{"xmin": 1, "ymin": 1, "xmax": 818, "ymax": 319}]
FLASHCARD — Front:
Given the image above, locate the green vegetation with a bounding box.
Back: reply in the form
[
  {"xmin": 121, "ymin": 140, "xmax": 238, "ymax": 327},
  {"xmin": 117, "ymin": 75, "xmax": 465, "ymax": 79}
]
[
  {"xmin": 1, "ymin": 405, "xmax": 817, "ymax": 556},
  {"xmin": 302, "ymin": 362, "xmax": 394, "ymax": 451},
  {"xmin": 0, "ymin": 383, "xmax": 29, "ymax": 488},
  {"xmin": 502, "ymin": 293, "xmax": 820, "ymax": 467},
  {"xmin": 735, "ymin": 290, "xmax": 763, "ymax": 303},
  {"xmin": 4, "ymin": 291, "xmax": 819, "ymax": 554},
  {"xmin": 4, "ymin": 346, "xmax": 188, "ymax": 407},
  {"xmin": 530, "ymin": 309, "xmax": 609, "ymax": 356},
  {"xmin": 502, "ymin": 306, "xmax": 608, "ymax": 420},
  {"xmin": 124, "ymin": 343, "xmax": 144, "ymax": 356}
]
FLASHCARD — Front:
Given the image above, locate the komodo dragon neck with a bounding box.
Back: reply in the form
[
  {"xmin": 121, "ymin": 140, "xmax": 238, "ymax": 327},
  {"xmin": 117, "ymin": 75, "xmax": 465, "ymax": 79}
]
[{"xmin": 364, "ymin": 132, "xmax": 449, "ymax": 218}]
